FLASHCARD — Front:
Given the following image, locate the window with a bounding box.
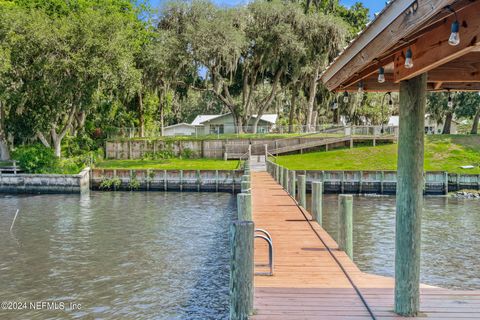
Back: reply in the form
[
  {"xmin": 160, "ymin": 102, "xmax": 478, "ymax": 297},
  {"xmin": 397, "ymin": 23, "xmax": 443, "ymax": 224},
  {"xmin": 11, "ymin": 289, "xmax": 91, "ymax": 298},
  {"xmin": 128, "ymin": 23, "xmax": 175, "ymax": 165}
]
[{"xmin": 210, "ymin": 124, "xmax": 224, "ymax": 134}]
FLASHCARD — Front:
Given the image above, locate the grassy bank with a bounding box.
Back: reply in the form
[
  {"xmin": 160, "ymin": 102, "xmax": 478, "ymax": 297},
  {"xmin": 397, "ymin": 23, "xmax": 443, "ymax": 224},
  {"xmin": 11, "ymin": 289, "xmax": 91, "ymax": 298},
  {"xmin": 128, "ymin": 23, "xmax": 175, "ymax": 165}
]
[
  {"xmin": 96, "ymin": 158, "xmax": 240, "ymax": 170},
  {"xmin": 274, "ymin": 135, "xmax": 480, "ymax": 174}
]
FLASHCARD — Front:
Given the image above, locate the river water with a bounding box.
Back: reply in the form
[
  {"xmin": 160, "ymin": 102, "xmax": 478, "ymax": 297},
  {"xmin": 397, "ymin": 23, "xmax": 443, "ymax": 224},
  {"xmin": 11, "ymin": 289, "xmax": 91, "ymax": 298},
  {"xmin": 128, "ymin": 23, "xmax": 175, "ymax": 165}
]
[
  {"xmin": 0, "ymin": 192, "xmax": 235, "ymax": 320},
  {"xmin": 308, "ymin": 194, "xmax": 480, "ymax": 290}
]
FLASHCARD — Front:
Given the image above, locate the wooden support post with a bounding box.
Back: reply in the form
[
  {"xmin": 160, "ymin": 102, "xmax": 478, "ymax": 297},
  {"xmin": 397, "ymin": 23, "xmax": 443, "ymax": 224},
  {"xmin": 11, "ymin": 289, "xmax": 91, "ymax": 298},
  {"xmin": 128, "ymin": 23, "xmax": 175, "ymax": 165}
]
[
  {"xmin": 341, "ymin": 171, "xmax": 345, "ymax": 194},
  {"xmin": 312, "ymin": 182, "xmax": 323, "ymax": 225},
  {"xmin": 290, "ymin": 171, "xmax": 296, "ymax": 198},
  {"xmin": 264, "ymin": 144, "xmax": 268, "ymax": 159},
  {"xmin": 350, "ymin": 139, "xmax": 353, "ymax": 149},
  {"xmin": 215, "ymin": 170, "xmax": 219, "ymax": 192},
  {"xmin": 229, "ymin": 220, "xmax": 254, "ymax": 320},
  {"xmin": 373, "ymin": 138, "xmax": 376, "ymax": 147},
  {"xmin": 283, "ymin": 168, "xmax": 289, "ymax": 193},
  {"xmin": 338, "ymin": 194, "xmax": 353, "ymax": 259},
  {"xmin": 275, "ymin": 165, "xmax": 280, "ymax": 183},
  {"xmin": 242, "ymin": 175, "xmax": 250, "ymax": 182},
  {"xmin": 395, "ymin": 74, "xmax": 426, "ymax": 317},
  {"xmin": 298, "ymin": 175, "xmax": 306, "ymax": 208},
  {"xmin": 444, "ymin": 172, "xmax": 449, "ymax": 195}
]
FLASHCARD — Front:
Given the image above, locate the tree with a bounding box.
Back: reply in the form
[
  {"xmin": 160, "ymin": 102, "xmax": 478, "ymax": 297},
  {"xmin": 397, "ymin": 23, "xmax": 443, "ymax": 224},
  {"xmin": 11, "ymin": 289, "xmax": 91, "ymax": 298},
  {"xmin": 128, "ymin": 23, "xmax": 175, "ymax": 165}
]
[
  {"xmin": 454, "ymin": 92, "xmax": 480, "ymax": 134},
  {"xmin": 1, "ymin": 3, "xmax": 141, "ymax": 156}
]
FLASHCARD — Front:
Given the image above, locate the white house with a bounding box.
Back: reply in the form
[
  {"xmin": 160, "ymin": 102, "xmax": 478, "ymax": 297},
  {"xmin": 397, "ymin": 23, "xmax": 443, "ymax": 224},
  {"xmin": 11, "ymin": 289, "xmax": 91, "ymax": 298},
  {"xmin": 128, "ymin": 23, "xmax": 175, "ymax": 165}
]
[{"xmin": 190, "ymin": 113, "xmax": 278, "ymax": 134}]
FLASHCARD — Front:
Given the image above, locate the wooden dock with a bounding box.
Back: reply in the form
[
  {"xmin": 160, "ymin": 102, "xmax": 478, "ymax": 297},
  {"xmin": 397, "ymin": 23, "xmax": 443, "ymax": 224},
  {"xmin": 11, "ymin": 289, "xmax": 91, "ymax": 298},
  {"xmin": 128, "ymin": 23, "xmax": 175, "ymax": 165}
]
[{"xmin": 251, "ymin": 172, "xmax": 480, "ymax": 320}]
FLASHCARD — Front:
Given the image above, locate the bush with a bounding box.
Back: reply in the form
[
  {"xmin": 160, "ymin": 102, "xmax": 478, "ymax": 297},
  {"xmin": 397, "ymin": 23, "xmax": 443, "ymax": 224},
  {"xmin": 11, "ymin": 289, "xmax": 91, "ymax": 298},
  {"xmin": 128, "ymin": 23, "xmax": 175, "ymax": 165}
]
[
  {"xmin": 13, "ymin": 144, "xmax": 58, "ymax": 173},
  {"xmin": 180, "ymin": 148, "xmax": 197, "ymax": 159},
  {"xmin": 99, "ymin": 176, "xmax": 122, "ymax": 190}
]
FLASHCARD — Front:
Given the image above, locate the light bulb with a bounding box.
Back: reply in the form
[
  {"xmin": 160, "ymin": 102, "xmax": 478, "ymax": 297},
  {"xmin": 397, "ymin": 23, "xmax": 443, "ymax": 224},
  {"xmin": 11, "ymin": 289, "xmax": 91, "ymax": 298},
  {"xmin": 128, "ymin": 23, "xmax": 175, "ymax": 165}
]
[
  {"xmin": 343, "ymin": 92, "xmax": 349, "ymax": 103},
  {"xmin": 449, "ymin": 21, "xmax": 460, "ymax": 46},
  {"xmin": 378, "ymin": 67, "xmax": 385, "ymax": 83},
  {"xmin": 405, "ymin": 48, "xmax": 413, "ymax": 69},
  {"xmin": 448, "ymin": 98, "xmax": 453, "ymax": 108}
]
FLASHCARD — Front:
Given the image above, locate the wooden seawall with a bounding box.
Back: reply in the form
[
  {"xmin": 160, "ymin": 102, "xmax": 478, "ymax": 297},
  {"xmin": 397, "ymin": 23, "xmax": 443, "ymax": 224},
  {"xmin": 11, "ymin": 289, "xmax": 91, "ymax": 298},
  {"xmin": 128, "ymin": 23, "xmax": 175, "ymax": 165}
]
[{"xmin": 251, "ymin": 171, "xmax": 480, "ymax": 319}]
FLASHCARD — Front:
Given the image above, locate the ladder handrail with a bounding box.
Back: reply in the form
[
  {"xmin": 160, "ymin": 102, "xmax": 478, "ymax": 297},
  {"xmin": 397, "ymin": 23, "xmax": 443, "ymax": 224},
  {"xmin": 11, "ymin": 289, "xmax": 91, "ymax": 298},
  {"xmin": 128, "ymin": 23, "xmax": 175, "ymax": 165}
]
[{"xmin": 254, "ymin": 230, "xmax": 274, "ymax": 276}]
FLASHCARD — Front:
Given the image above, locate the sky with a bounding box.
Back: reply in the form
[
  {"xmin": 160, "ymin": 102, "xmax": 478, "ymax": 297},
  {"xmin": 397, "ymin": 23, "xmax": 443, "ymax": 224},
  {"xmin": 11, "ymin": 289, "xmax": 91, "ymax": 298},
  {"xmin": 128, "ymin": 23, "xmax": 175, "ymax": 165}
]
[{"xmin": 150, "ymin": 1, "xmax": 385, "ymax": 18}]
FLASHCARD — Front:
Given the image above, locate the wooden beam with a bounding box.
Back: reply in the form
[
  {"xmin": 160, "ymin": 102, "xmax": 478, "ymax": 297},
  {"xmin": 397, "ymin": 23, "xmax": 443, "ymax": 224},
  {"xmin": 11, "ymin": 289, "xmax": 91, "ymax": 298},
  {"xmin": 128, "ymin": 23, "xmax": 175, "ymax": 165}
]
[
  {"xmin": 322, "ymin": 0, "xmax": 454, "ymax": 91},
  {"xmin": 427, "ymin": 52, "xmax": 480, "ymax": 82},
  {"xmin": 394, "ymin": 2, "xmax": 480, "ymax": 82}
]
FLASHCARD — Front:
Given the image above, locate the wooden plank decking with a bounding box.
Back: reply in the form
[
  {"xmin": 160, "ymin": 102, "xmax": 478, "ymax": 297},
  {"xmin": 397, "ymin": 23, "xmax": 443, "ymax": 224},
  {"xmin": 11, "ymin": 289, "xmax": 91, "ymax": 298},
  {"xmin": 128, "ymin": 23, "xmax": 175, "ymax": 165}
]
[{"xmin": 251, "ymin": 172, "xmax": 480, "ymax": 320}]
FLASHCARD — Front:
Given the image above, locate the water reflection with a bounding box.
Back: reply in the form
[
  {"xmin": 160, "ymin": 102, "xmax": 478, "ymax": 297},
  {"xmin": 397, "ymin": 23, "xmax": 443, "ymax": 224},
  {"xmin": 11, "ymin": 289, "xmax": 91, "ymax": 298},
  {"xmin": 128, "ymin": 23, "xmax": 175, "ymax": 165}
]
[
  {"xmin": 0, "ymin": 192, "xmax": 234, "ymax": 319},
  {"xmin": 307, "ymin": 194, "xmax": 480, "ymax": 290}
]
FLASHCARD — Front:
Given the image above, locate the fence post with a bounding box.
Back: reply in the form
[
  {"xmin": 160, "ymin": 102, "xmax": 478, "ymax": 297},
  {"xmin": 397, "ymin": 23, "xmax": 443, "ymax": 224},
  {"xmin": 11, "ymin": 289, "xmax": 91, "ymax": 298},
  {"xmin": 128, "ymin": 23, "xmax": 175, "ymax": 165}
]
[
  {"xmin": 237, "ymin": 193, "xmax": 252, "ymax": 221},
  {"xmin": 312, "ymin": 182, "xmax": 323, "ymax": 225},
  {"xmin": 264, "ymin": 144, "xmax": 268, "ymax": 159},
  {"xmin": 338, "ymin": 194, "xmax": 353, "ymax": 259},
  {"xmin": 298, "ymin": 175, "xmax": 306, "ymax": 208},
  {"xmin": 229, "ymin": 220, "xmax": 254, "ymax": 320},
  {"xmin": 359, "ymin": 171, "xmax": 363, "ymax": 194},
  {"xmin": 275, "ymin": 165, "xmax": 280, "ymax": 183},
  {"xmin": 290, "ymin": 171, "xmax": 296, "ymax": 198}
]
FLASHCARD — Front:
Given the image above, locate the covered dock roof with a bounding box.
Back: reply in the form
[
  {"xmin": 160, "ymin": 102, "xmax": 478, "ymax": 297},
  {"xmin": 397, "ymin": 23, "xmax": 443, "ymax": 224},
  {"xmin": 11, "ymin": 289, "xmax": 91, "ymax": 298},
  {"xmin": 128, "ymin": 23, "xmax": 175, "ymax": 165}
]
[{"xmin": 321, "ymin": 0, "xmax": 480, "ymax": 92}]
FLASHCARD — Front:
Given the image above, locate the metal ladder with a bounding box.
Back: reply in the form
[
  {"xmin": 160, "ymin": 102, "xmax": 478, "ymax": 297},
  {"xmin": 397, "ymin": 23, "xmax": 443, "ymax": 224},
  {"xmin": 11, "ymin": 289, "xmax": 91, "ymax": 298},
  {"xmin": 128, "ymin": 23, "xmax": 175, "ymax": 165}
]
[{"xmin": 255, "ymin": 228, "xmax": 274, "ymax": 276}]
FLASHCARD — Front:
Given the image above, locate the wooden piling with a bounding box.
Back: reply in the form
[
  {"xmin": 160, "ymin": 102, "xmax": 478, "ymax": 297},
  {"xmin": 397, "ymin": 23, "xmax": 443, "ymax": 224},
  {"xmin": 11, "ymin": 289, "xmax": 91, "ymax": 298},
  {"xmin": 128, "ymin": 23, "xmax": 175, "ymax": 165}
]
[
  {"xmin": 237, "ymin": 193, "xmax": 252, "ymax": 221},
  {"xmin": 241, "ymin": 181, "xmax": 250, "ymax": 194},
  {"xmin": 283, "ymin": 168, "xmax": 289, "ymax": 193},
  {"xmin": 312, "ymin": 182, "xmax": 323, "ymax": 225},
  {"xmin": 229, "ymin": 220, "xmax": 254, "ymax": 320},
  {"xmin": 298, "ymin": 175, "xmax": 306, "ymax": 208},
  {"xmin": 275, "ymin": 165, "xmax": 280, "ymax": 183},
  {"xmin": 279, "ymin": 166, "xmax": 283, "ymax": 187},
  {"xmin": 290, "ymin": 171, "xmax": 296, "ymax": 198},
  {"xmin": 338, "ymin": 194, "xmax": 353, "ymax": 259},
  {"xmin": 395, "ymin": 74, "xmax": 427, "ymax": 316}
]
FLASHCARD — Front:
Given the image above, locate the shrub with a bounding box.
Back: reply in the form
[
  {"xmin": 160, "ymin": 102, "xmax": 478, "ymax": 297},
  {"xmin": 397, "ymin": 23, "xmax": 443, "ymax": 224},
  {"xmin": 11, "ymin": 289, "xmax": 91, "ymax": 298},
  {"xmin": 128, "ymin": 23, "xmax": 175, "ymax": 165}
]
[
  {"xmin": 99, "ymin": 176, "xmax": 122, "ymax": 190},
  {"xmin": 180, "ymin": 148, "xmax": 197, "ymax": 159},
  {"xmin": 12, "ymin": 144, "xmax": 58, "ymax": 173}
]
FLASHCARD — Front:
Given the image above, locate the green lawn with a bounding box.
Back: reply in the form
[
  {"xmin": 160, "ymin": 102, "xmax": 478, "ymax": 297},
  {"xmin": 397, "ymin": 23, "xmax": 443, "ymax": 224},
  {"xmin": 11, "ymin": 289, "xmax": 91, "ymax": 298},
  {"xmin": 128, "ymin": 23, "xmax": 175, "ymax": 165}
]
[
  {"xmin": 274, "ymin": 135, "xmax": 480, "ymax": 174},
  {"xmin": 0, "ymin": 161, "xmax": 13, "ymax": 167},
  {"xmin": 96, "ymin": 158, "xmax": 241, "ymax": 170}
]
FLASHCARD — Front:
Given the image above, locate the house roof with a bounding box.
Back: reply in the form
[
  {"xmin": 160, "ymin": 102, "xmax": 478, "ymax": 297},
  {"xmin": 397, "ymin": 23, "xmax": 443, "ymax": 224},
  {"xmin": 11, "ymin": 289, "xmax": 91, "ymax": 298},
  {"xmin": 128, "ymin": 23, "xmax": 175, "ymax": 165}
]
[
  {"xmin": 321, "ymin": 0, "xmax": 480, "ymax": 93},
  {"xmin": 164, "ymin": 123, "xmax": 196, "ymax": 129},
  {"xmin": 191, "ymin": 113, "xmax": 278, "ymax": 125},
  {"xmin": 191, "ymin": 115, "xmax": 222, "ymax": 126}
]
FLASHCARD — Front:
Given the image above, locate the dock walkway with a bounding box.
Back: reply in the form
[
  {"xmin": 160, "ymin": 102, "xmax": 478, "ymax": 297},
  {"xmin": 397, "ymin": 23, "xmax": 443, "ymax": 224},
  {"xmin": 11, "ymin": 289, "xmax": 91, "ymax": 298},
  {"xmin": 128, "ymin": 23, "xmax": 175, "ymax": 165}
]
[{"xmin": 251, "ymin": 172, "xmax": 480, "ymax": 320}]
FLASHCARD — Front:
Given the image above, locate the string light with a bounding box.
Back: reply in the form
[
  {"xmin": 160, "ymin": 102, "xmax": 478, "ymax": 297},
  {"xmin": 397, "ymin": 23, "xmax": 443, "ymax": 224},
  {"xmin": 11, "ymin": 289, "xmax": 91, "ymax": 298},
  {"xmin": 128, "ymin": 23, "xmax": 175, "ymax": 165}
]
[
  {"xmin": 448, "ymin": 92, "xmax": 453, "ymax": 108},
  {"xmin": 332, "ymin": 97, "xmax": 338, "ymax": 110},
  {"xmin": 343, "ymin": 91, "xmax": 349, "ymax": 103},
  {"xmin": 358, "ymin": 81, "xmax": 364, "ymax": 93},
  {"xmin": 449, "ymin": 20, "xmax": 460, "ymax": 46},
  {"xmin": 404, "ymin": 48, "xmax": 413, "ymax": 69},
  {"xmin": 378, "ymin": 67, "xmax": 385, "ymax": 83}
]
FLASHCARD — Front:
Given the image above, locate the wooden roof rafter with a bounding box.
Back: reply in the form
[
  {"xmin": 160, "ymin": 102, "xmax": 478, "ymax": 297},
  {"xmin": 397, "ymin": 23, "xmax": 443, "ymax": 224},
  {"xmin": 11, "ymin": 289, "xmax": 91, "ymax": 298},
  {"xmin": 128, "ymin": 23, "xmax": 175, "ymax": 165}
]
[{"xmin": 321, "ymin": 0, "xmax": 480, "ymax": 93}]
